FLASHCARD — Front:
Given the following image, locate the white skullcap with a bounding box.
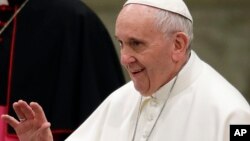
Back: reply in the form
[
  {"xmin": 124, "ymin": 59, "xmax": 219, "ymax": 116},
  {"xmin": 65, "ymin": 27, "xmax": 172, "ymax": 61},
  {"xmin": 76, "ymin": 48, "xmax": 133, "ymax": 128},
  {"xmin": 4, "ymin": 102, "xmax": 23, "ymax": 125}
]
[{"xmin": 124, "ymin": 0, "xmax": 193, "ymax": 22}]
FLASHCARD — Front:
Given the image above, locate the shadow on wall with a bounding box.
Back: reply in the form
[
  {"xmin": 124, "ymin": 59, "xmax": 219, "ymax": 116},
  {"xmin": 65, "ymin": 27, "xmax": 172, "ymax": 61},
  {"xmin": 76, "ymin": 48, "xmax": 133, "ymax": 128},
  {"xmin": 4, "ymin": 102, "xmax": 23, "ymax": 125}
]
[{"xmin": 83, "ymin": 0, "xmax": 250, "ymax": 103}]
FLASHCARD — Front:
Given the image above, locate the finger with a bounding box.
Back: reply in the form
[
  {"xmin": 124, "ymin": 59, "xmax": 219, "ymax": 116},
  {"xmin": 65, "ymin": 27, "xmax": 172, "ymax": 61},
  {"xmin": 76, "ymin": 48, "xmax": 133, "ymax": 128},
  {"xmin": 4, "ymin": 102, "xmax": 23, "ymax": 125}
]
[
  {"xmin": 1, "ymin": 114, "xmax": 19, "ymax": 129},
  {"xmin": 40, "ymin": 122, "xmax": 51, "ymax": 130},
  {"xmin": 13, "ymin": 101, "xmax": 26, "ymax": 121},
  {"xmin": 37, "ymin": 122, "xmax": 53, "ymax": 140},
  {"xmin": 13, "ymin": 100, "xmax": 35, "ymax": 121},
  {"xmin": 30, "ymin": 102, "xmax": 48, "ymax": 122},
  {"xmin": 18, "ymin": 100, "xmax": 35, "ymax": 120}
]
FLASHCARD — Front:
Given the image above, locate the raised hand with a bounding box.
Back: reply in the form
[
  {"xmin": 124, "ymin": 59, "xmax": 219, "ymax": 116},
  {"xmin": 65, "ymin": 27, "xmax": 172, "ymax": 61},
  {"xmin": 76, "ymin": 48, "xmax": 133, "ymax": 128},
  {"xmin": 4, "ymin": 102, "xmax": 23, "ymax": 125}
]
[{"xmin": 1, "ymin": 100, "xmax": 53, "ymax": 141}]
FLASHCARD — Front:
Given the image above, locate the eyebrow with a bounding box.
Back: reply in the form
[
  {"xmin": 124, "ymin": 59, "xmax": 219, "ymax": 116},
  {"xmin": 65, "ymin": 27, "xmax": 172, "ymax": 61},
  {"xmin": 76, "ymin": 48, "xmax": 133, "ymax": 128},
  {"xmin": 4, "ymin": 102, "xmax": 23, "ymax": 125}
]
[{"xmin": 114, "ymin": 34, "xmax": 146, "ymax": 44}]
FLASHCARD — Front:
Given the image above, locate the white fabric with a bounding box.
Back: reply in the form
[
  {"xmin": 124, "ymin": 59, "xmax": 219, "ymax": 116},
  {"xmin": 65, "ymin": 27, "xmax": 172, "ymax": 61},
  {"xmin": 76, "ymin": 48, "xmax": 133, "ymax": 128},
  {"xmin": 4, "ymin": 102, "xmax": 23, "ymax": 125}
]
[
  {"xmin": 134, "ymin": 77, "xmax": 176, "ymax": 141},
  {"xmin": 66, "ymin": 51, "xmax": 250, "ymax": 141},
  {"xmin": 124, "ymin": 0, "xmax": 193, "ymax": 22}
]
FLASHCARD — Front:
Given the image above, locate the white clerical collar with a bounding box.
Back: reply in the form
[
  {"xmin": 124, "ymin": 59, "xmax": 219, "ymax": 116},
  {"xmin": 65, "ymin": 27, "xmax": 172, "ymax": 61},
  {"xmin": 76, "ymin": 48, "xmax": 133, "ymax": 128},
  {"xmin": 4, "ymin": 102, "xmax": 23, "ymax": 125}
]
[
  {"xmin": 171, "ymin": 50, "xmax": 204, "ymax": 95},
  {"xmin": 141, "ymin": 75, "xmax": 177, "ymax": 104},
  {"xmin": 142, "ymin": 50, "xmax": 202, "ymax": 102}
]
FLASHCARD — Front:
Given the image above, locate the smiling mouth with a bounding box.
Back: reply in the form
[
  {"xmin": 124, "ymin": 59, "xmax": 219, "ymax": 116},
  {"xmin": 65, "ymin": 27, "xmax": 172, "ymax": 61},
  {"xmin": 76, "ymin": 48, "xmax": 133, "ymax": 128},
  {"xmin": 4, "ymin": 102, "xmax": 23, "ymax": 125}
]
[{"xmin": 131, "ymin": 69, "xmax": 144, "ymax": 75}]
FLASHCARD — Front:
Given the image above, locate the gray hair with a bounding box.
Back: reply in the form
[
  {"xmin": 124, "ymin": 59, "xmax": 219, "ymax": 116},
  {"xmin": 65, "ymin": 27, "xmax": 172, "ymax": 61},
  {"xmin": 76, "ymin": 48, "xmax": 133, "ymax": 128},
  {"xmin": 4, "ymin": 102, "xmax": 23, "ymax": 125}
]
[{"xmin": 154, "ymin": 9, "xmax": 194, "ymax": 50}]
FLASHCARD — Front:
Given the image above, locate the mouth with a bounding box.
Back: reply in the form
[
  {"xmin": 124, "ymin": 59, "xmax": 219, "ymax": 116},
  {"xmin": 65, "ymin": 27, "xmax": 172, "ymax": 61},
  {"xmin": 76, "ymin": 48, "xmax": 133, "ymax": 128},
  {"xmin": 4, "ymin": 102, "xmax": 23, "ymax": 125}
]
[{"xmin": 131, "ymin": 68, "xmax": 145, "ymax": 75}]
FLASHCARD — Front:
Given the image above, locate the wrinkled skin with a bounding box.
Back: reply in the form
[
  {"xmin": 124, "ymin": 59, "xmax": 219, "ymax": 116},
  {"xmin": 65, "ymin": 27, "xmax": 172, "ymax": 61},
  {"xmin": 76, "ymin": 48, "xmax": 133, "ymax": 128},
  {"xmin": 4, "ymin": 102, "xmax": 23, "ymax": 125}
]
[
  {"xmin": 115, "ymin": 4, "xmax": 189, "ymax": 96},
  {"xmin": 1, "ymin": 100, "xmax": 53, "ymax": 141}
]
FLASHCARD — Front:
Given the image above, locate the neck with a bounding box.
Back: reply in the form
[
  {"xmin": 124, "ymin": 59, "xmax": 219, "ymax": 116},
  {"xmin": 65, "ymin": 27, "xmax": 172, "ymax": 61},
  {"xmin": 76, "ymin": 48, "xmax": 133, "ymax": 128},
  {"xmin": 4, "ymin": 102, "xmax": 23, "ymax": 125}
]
[{"xmin": 144, "ymin": 53, "xmax": 190, "ymax": 97}]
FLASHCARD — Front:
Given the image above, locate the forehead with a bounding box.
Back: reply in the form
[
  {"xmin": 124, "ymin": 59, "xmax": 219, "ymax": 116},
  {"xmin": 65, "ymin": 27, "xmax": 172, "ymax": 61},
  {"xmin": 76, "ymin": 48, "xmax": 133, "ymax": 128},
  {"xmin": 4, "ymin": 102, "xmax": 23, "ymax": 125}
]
[
  {"xmin": 118, "ymin": 4, "xmax": 158, "ymax": 20},
  {"xmin": 115, "ymin": 4, "xmax": 167, "ymax": 42},
  {"xmin": 116, "ymin": 4, "xmax": 159, "ymax": 33}
]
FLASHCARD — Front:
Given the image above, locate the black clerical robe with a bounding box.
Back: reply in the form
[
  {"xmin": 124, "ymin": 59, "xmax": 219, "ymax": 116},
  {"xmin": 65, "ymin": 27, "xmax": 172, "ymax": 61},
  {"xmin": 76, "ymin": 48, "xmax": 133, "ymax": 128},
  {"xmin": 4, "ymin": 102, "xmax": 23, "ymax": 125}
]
[{"xmin": 0, "ymin": 0, "xmax": 125, "ymax": 139}]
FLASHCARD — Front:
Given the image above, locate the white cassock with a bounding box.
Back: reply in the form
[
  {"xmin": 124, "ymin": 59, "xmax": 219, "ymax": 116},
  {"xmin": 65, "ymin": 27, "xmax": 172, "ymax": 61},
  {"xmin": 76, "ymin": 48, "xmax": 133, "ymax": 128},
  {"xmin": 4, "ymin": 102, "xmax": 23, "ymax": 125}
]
[{"xmin": 66, "ymin": 50, "xmax": 250, "ymax": 141}]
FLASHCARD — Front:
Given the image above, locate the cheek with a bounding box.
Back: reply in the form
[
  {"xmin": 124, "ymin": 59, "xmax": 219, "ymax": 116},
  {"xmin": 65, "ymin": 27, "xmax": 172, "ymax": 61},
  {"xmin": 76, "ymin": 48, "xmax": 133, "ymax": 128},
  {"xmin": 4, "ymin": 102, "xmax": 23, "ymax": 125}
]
[
  {"xmin": 150, "ymin": 53, "xmax": 173, "ymax": 78},
  {"xmin": 120, "ymin": 56, "xmax": 125, "ymax": 67},
  {"xmin": 152, "ymin": 50, "xmax": 172, "ymax": 68}
]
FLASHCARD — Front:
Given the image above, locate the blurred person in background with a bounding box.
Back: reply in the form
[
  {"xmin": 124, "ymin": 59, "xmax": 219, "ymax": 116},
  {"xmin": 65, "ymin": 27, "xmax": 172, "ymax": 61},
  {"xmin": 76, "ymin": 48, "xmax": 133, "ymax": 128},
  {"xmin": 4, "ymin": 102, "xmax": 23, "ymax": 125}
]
[{"xmin": 0, "ymin": 0, "xmax": 125, "ymax": 140}]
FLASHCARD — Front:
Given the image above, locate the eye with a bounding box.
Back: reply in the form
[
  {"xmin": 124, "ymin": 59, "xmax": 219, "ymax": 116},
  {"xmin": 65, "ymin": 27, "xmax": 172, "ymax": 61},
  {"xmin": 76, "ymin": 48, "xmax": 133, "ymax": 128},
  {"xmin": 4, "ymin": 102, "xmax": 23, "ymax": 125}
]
[
  {"xmin": 129, "ymin": 39, "xmax": 141, "ymax": 47},
  {"xmin": 117, "ymin": 40, "xmax": 123, "ymax": 48}
]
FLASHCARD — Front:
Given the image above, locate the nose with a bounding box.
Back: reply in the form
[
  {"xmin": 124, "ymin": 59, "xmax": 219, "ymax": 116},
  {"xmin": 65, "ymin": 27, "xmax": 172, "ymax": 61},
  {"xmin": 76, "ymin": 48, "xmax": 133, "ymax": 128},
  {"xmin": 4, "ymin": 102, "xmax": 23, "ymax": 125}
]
[{"xmin": 120, "ymin": 47, "xmax": 136, "ymax": 66}]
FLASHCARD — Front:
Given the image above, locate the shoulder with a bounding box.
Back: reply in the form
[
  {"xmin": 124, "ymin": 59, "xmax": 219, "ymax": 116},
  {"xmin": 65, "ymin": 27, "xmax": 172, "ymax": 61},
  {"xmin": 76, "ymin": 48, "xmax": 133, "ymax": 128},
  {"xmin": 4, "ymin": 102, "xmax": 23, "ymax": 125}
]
[
  {"xmin": 185, "ymin": 52, "xmax": 250, "ymax": 117},
  {"xmin": 193, "ymin": 59, "xmax": 250, "ymax": 117},
  {"xmin": 108, "ymin": 81, "xmax": 139, "ymax": 103}
]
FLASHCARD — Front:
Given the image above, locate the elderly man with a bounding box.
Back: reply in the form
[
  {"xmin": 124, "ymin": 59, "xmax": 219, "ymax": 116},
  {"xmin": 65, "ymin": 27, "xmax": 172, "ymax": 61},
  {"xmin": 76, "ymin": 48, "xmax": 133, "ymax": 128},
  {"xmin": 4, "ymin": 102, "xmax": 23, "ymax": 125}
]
[{"xmin": 2, "ymin": 0, "xmax": 250, "ymax": 141}]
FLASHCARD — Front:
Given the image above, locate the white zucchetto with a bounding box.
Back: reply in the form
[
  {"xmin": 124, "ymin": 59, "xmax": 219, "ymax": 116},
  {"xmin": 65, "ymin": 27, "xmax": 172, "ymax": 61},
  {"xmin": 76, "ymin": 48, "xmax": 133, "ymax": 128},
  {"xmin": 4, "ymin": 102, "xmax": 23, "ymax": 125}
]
[{"xmin": 124, "ymin": 0, "xmax": 193, "ymax": 22}]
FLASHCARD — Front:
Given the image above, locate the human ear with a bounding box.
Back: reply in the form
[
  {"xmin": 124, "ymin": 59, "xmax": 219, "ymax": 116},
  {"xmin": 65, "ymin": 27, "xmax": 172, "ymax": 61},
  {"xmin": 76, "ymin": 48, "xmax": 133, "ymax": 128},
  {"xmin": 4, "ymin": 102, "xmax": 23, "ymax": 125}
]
[{"xmin": 172, "ymin": 32, "xmax": 189, "ymax": 62}]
